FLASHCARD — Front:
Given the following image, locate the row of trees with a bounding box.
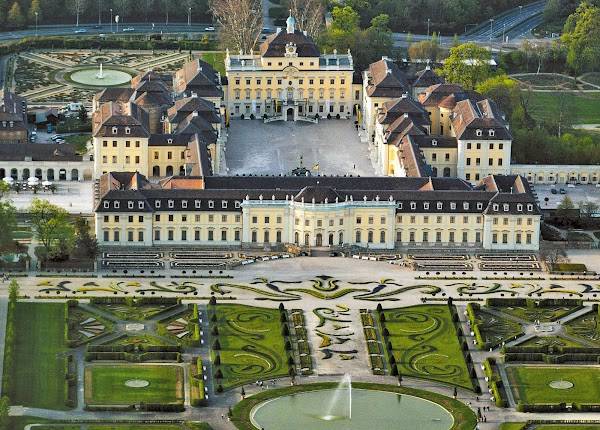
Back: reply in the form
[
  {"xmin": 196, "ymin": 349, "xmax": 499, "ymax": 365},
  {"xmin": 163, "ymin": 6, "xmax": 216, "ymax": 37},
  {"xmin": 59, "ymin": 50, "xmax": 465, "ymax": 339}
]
[
  {"xmin": 0, "ymin": 0, "xmax": 210, "ymax": 30},
  {"xmin": 335, "ymin": 0, "xmax": 536, "ymax": 35}
]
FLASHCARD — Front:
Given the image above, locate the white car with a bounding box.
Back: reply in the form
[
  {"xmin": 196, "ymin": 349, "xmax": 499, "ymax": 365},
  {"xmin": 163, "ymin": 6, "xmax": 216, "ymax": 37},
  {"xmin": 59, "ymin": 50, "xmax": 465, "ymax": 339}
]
[
  {"xmin": 204, "ymin": 26, "xmax": 215, "ymax": 32},
  {"xmin": 74, "ymin": 28, "xmax": 87, "ymax": 34},
  {"xmin": 122, "ymin": 27, "xmax": 135, "ymax": 32}
]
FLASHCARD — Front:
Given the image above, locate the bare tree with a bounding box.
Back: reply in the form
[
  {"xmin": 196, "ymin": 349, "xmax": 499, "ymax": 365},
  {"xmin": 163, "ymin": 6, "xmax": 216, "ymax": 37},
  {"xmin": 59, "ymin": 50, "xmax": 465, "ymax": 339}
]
[
  {"xmin": 209, "ymin": 0, "xmax": 262, "ymax": 54},
  {"xmin": 289, "ymin": 0, "xmax": 325, "ymax": 38},
  {"xmin": 68, "ymin": 0, "xmax": 88, "ymax": 26}
]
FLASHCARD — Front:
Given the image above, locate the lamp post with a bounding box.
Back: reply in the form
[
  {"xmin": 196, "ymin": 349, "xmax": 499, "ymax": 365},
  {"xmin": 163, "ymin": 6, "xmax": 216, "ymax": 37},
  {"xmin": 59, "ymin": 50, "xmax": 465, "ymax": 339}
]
[
  {"xmin": 35, "ymin": 12, "xmax": 38, "ymax": 36},
  {"xmin": 427, "ymin": 18, "xmax": 431, "ymax": 38},
  {"xmin": 115, "ymin": 14, "xmax": 120, "ymax": 33},
  {"xmin": 98, "ymin": 0, "xmax": 102, "ymax": 25},
  {"xmin": 188, "ymin": 7, "xmax": 192, "ymax": 26},
  {"xmin": 110, "ymin": 8, "xmax": 113, "ymax": 33},
  {"xmin": 489, "ymin": 18, "xmax": 494, "ymax": 41},
  {"xmin": 519, "ymin": 5, "xmax": 523, "ymax": 16}
]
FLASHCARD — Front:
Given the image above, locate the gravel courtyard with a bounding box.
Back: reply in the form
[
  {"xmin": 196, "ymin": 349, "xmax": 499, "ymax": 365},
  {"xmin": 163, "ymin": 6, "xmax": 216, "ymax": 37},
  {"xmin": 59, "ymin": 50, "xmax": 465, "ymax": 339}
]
[{"xmin": 224, "ymin": 119, "xmax": 376, "ymax": 176}]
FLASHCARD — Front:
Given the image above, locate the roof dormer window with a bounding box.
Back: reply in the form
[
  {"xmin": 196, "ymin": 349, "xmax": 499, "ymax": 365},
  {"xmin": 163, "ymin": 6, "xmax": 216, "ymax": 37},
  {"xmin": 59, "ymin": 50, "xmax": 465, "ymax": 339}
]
[
  {"xmin": 450, "ymin": 202, "xmax": 456, "ymax": 210},
  {"xmin": 423, "ymin": 202, "xmax": 430, "ymax": 210},
  {"xmin": 112, "ymin": 127, "xmax": 118, "ymax": 134},
  {"xmin": 489, "ymin": 129, "xmax": 495, "ymax": 137},
  {"xmin": 222, "ymin": 201, "xmax": 228, "ymax": 208},
  {"xmin": 503, "ymin": 204, "xmax": 509, "ymax": 212},
  {"xmin": 476, "ymin": 129, "xmax": 482, "ymax": 137},
  {"xmin": 410, "ymin": 201, "xmax": 416, "ymax": 210},
  {"xmin": 168, "ymin": 200, "xmax": 174, "ymax": 208},
  {"xmin": 167, "ymin": 138, "xmax": 173, "ymax": 144},
  {"xmin": 125, "ymin": 127, "xmax": 131, "ymax": 135},
  {"xmin": 208, "ymin": 200, "xmax": 215, "ymax": 208},
  {"xmin": 114, "ymin": 201, "xmax": 120, "ymax": 209},
  {"xmin": 235, "ymin": 201, "xmax": 241, "ymax": 208},
  {"xmin": 463, "ymin": 202, "xmax": 469, "ymax": 210},
  {"xmin": 493, "ymin": 204, "xmax": 499, "ymax": 211},
  {"xmin": 103, "ymin": 201, "xmax": 109, "ymax": 209},
  {"xmin": 437, "ymin": 202, "xmax": 443, "ymax": 210},
  {"xmin": 182, "ymin": 200, "xmax": 188, "ymax": 208},
  {"xmin": 477, "ymin": 202, "xmax": 483, "ymax": 210},
  {"xmin": 138, "ymin": 201, "xmax": 144, "ymax": 209},
  {"xmin": 527, "ymin": 204, "xmax": 533, "ymax": 212},
  {"xmin": 431, "ymin": 139, "xmax": 437, "ymax": 146},
  {"xmin": 128, "ymin": 201, "xmax": 134, "ymax": 209},
  {"xmin": 195, "ymin": 200, "xmax": 201, "ymax": 208},
  {"xmin": 517, "ymin": 204, "xmax": 523, "ymax": 211},
  {"xmin": 155, "ymin": 200, "xmax": 161, "ymax": 208}
]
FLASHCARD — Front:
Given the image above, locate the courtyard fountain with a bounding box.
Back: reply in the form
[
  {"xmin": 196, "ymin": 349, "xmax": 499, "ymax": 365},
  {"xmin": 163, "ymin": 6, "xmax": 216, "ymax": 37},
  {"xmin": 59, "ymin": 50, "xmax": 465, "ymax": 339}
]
[
  {"xmin": 250, "ymin": 373, "xmax": 455, "ymax": 429},
  {"xmin": 322, "ymin": 373, "xmax": 352, "ymax": 421},
  {"xmin": 96, "ymin": 62, "xmax": 105, "ymax": 79}
]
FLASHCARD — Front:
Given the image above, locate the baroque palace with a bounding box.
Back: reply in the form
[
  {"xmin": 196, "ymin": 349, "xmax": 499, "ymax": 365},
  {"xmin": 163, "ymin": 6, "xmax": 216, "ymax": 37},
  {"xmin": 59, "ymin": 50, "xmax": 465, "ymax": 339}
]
[{"xmin": 92, "ymin": 14, "xmax": 543, "ymax": 251}]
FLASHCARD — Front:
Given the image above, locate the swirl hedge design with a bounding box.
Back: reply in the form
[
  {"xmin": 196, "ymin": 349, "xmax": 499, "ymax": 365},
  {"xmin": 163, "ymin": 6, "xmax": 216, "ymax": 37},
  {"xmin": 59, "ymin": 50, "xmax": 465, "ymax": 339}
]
[
  {"xmin": 383, "ymin": 305, "xmax": 472, "ymax": 389},
  {"xmin": 211, "ymin": 305, "xmax": 288, "ymax": 390}
]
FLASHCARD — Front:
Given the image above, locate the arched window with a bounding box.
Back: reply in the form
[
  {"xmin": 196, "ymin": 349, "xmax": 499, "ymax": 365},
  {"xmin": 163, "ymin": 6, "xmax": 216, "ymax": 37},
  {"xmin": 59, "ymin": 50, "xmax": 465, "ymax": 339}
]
[
  {"xmin": 443, "ymin": 167, "xmax": 451, "ymax": 177},
  {"xmin": 368, "ymin": 231, "xmax": 374, "ymax": 243},
  {"xmin": 355, "ymin": 230, "xmax": 361, "ymax": 243},
  {"xmin": 35, "ymin": 168, "xmax": 42, "ymax": 179},
  {"xmin": 22, "ymin": 168, "xmax": 30, "ymax": 180},
  {"xmin": 152, "ymin": 166, "xmax": 160, "ymax": 177},
  {"xmin": 264, "ymin": 231, "xmax": 270, "ymax": 243},
  {"xmin": 294, "ymin": 232, "xmax": 299, "ymax": 244},
  {"xmin": 338, "ymin": 232, "xmax": 344, "ymax": 245},
  {"xmin": 380, "ymin": 230, "xmax": 386, "ymax": 243},
  {"xmin": 432, "ymin": 167, "xmax": 438, "ymax": 177},
  {"xmin": 10, "ymin": 168, "xmax": 18, "ymax": 179},
  {"xmin": 179, "ymin": 166, "xmax": 185, "ymax": 176},
  {"xmin": 71, "ymin": 169, "xmax": 79, "ymax": 181},
  {"xmin": 46, "ymin": 169, "xmax": 55, "ymax": 181},
  {"xmin": 304, "ymin": 233, "xmax": 310, "ymax": 246},
  {"xmin": 166, "ymin": 166, "xmax": 174, "ymax": 176}
]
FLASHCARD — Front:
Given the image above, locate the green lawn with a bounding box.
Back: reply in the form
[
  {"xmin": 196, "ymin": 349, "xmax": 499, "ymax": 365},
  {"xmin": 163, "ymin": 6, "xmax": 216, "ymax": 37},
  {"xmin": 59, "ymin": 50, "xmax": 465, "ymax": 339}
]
[
  {"xmin": 527, "ymin": 91, "xmax": 600, "ymax": 124},
  {"xmin": 499, "ymin": 424, "xmax": 526, "ymax": 430},
  {"xmin": 534, "ymin": 426, "xmax": 600, "ymax": 429},
  {"xmin": 7, "ymin": 302, "xmax": 69, "ymax": 409},
  {"xmin": 519, "ymin": 336, "xmax": 585, "ymax": 348},
  {"xmin": 551, "ymin": 263, "xmax": 588, "ymax": 273},
  {"xmin": 381, "ymin": 305, "xmax": 472, "ymax": 389},
  {"xmin": 84, "ymin": 364, "xmax": 184, "ymax": 406},
  {"xmin": 211, "ymin": 304, "xmax": 288, "ymax": 390},
  {"xmin": 20, "ymin": 424, "xmax": 212, "ymax": 430},
  {"xmin": 201, "ymin": 52, "xmax": 225, "ymax": 75},
  {"xmin": 506, "ymin": 365, "xmax": 600, "ymax": 405}
]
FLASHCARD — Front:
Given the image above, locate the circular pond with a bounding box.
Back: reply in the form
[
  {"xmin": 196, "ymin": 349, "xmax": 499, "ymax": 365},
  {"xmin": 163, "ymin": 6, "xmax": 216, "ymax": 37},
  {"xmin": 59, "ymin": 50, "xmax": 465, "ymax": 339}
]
[
  {"xmin": 251, "ymin": 388, "xmax": 454, "ymax": 430},
  {"xmin": 68, "ymin": 68, "xmax": 132, "ymax": 87}
]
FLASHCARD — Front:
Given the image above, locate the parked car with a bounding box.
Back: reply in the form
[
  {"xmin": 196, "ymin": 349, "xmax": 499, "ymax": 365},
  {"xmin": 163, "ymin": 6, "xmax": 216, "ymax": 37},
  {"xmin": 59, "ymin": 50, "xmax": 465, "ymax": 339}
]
[
  {"xmin": 204, "ymin": 26, "xmax": 215, "ymax": 32},
  {"xmin": 559, "ymin": 188, "xmax": 566, "ymax": 194},
  {"xmin": 551, "ymin": 188, "xmax": 557, "ymax": 194},
  {"xmin": 123, "ymin": 27, "xmax": 135, "ymax": 32},
  {"xmin": 74, "ymin": 28, "xmax": 87, "ymax": 33}
]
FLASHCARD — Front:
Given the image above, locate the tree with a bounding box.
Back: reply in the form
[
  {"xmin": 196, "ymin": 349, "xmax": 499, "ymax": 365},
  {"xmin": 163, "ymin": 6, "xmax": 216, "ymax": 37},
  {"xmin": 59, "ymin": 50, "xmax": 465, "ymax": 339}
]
[
  {"xmin": 408, "ymin": 40, "xmax": 442, "ymax": 63},
  {"xmin": 438, "ymin": 42, "xmax": 492, "ymax": 89},
  {"xmin": 8, "ymin": 279, "xmax": 19, "ymax": 302},
  {"xmin": 28, "ymin": 0, "xmax": 42, "ymax": 24},
  {"xmin": 29, "ymin": 199, "xmax": 75, "ymax": 258},
  {"xmin": 556, "ymin": 195, "xmax": 575, "ymax": 217},
  {"xmin": 67, "ymin": 0, "xmax": 88, "ymax": 26},
  {"xmin": 0, "ymin": 185, "xmax": 16, "ymax": 253},
  {"xmin": 476, "ymin": 75, "xmax": 520, "ymax": 117},
  {"xmin": 562, "ymin": 2, "xmax": 600, "ymax": 74},
  {"xmin": 330, "ymin": 6, "xmax": 359, "ymax": 33},
  {"xmin": 289, "ymin": 0, "xmax": 325, "ymax": 38},
  {"xmin": 209, "ymin": 0, "xmax": 262, "ymax": 54},
  {"xmin": 7, "ymin": 2, "xmax": 25, "ymax": 28},
  {"xmin": 78, "ymin": 105, "xmax": 88, "ymax": 122},
  {"xmin": 0, "ymin": 396, "xmax": 8, "ymax": 430},
  {"xmin": 73, "ymin": 217, "xmax": 98, "ymax": 259}
]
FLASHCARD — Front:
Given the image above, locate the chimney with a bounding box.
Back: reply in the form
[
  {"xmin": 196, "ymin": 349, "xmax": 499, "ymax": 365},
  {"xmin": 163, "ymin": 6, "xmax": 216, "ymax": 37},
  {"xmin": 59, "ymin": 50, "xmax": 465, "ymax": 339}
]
[
  {"xmin": 276, "ymin": 27, "xmax": 282, "ymax": 34},
  {"xmin": 192, "ymin": 111, "xmax": 199, "ymax": 117}
]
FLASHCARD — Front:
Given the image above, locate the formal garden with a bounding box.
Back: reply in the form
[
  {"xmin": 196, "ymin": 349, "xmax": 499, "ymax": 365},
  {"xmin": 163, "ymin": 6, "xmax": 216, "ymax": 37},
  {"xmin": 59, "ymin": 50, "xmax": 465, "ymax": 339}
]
[
  {"xmin": 208, "ymin": 302, "xmax": 291, "ymax": 391},
  {"xmin": 375, "ymin": 304, "xmax": 476, "ymax": 390},
  {"xmin": 7, "ymin": 50, "xmax": 224, "ymax": 103}
]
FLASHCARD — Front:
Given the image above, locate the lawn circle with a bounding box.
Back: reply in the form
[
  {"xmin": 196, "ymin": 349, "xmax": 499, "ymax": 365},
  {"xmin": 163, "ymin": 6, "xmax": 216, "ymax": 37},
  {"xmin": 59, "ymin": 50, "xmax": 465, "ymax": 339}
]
[
  {"xmin": 124, "ymin": 379, "xmax": 150, "ymax": 388},
  {"xmin": 549, "ymin": 380, "xmax": 574, "ymax": 389}
]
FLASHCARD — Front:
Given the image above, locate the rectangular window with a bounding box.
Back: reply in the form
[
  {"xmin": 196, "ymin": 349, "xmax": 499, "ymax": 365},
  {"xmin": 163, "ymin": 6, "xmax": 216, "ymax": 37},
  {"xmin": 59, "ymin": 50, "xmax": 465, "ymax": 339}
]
[
  {"xmin": 195, "ymin": 230, "xmax": 200, "ymax": 241},
  {"xmin": 208, "ymin": 230, "xmax": 214, "ymax": 241},
  {"xmin": 154, "ymin": 230, "xmax": 160, "ymax": 241},
  {"xmin": 168, "ymin": 230, "xmax": 174, "ymax": 241},
  {"xmin": 181, "ymin": 230, "xmax": 187, "ymax": 241},
  {"xmin": 221, "ymin": 230, "xmax": 227, "ymax": 241}
]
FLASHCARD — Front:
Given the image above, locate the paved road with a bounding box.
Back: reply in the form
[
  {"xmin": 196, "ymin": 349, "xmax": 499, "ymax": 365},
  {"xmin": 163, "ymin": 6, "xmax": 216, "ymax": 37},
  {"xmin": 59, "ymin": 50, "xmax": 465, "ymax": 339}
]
[{"xmin": 0, "ymin": 22, "xmax": 215, "ymax": 42}]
